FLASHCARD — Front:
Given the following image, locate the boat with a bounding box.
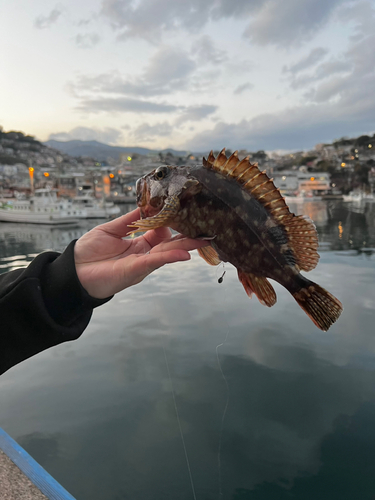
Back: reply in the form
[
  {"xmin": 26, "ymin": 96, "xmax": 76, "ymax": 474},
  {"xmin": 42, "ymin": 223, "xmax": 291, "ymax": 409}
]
[
  {"xmin": 342, "ymin": 190, "xmax": 364, "ymax": 202},
  {"xmin": 284, "ymin": 192, "xmax": 322, "ymax": 203},
  {"xmin": 72, "ymin": 189, "xmax": 121, "ymax": 218},
  {"xmin": 0, "ymin": 189, "xmax": 85, "ymax": 225}
]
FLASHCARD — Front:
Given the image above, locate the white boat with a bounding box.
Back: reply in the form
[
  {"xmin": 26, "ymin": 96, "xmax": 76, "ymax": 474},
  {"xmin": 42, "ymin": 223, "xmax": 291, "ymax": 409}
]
[
  {"xmin": 72, "ymin": 190, "xmax": 121, "ymax": 219},
  {"xmin": 284, "ymin": 194, "xmax": 322, "ymax": 203},
  {"xmin": 0, "ymin": 189, "xmax": 85, "ymax": 225},
  {"xmin": 343, "ymin": 190, "xmax": 375, "ymax": 203},
  {"xmin": 342, "ymin": 190, "xmax": 365, "ymax": 202}
]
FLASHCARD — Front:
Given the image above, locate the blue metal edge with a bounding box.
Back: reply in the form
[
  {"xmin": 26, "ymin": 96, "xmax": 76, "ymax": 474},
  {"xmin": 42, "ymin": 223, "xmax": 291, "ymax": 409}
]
[{"xmin": 0, "ymin": 427, "xmax": 76, "ymax": 500}]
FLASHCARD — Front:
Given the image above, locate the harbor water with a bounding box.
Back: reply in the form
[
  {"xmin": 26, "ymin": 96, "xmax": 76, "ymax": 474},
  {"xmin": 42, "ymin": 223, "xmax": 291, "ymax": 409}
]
[{"xmin": 1, "ymin": 200, "xmax": 375, "ymax": 500}]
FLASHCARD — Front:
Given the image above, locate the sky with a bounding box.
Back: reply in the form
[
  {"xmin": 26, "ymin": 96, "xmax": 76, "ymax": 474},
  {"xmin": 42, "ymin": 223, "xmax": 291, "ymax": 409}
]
[{"xmin": 1, "ymin": 0, "xmax": 375, "ymax": 152}]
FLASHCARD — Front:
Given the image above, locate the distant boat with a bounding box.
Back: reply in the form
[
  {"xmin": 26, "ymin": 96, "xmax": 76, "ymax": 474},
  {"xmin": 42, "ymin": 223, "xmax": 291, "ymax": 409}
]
[
  {"xmin": 0, "ymin": 188, "xmax": 84, "ymax": 225},
  {"xmin": 284, "ymin": 191, "xmax": 322, "ymax": 203},
  {"xmin": 72, "ymin": 190, "xmax": 121, "ymax": 218},
  {"xmin": 342, "ymin": 190, "xmax": 375, "ymax": 203}
]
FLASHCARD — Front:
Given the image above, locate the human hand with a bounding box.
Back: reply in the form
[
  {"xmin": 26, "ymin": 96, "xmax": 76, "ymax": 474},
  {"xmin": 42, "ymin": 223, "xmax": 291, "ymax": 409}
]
[{"xmin": 74, "ymin": 208, "xmax": 208, "ymax": 299}]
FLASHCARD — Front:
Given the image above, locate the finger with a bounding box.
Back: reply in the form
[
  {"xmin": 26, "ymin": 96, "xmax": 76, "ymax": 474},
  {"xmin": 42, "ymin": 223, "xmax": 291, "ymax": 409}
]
[
  {"xmin": 143, "ymin": 227, "xmax": 173, "ymax": 248},
  {"xmin": 132, "ymin": 249, "xmax": 192, "ymax": 279},
  {"xmin": 150, "ymin": 237, "xmax": 209, "ymax": 254},
  {"xmin": 96, "ymin": 208, "xmax": 141, "ymax": 238}
]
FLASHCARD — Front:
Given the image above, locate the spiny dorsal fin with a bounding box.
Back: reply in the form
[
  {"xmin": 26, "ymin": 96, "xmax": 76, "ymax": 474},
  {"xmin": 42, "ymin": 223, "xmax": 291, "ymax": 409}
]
[{"xmin": 203, "ymin": 150, "xmax": 319, "ymax": 272}]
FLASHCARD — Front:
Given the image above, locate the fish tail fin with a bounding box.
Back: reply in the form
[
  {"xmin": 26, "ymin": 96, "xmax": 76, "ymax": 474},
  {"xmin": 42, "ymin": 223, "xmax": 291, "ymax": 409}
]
[
  {"xmin": 238, "ymin": 270, "xmax": 277, "ymax": 307},
  {"xmin": 293, "ymin": 280, "xmax": 343, "ymax": 331}
]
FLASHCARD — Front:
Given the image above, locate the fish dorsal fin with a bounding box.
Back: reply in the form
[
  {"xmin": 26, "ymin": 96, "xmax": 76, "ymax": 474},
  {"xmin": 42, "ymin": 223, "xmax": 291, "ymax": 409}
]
[{"xmin": 203, "ymin": 150, "xmax": 319, "ymax": 272}]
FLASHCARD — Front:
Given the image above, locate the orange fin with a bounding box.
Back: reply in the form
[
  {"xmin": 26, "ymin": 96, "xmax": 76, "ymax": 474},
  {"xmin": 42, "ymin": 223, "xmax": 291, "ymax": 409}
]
[
  {"xmin": 127, "ymin": 195, "xmax": 180, "ymax": 234},
  {"xmin": 293, "ymin": 281, "xmax": 343, "ymax": 331},
  {"xmin": 237, "ymin": 270, "xmax": 277, "ymax": 307},
  {"xmin": 282, "ymin": 215, "xmax": 319, "ymax": 271},
  {"xmin": 197, "ymin": 245, "xmax": 221, "ymax": 265},
  {"xmin": 203, "ymin": 150, "xmax": 319, "ymax": 272}
]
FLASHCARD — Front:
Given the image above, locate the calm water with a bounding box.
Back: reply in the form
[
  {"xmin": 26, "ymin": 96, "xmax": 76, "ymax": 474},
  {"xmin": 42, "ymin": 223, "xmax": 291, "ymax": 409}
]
[{"xmin": 1, "ymin": 200, "xmax": 375, "ymax": 500}]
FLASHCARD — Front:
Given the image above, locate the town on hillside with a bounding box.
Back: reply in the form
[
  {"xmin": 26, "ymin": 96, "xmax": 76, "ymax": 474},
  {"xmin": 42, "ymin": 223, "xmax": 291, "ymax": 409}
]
[{"xmin": 1, "ymin": 126, "xmax": 374, "ymax": 203}]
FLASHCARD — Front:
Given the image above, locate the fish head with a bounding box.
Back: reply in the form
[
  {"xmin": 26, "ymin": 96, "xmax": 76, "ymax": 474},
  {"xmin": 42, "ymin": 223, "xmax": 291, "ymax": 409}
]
[{"xmin": 136, "ymin": 165, "xmax": 200, "ymax": 218}]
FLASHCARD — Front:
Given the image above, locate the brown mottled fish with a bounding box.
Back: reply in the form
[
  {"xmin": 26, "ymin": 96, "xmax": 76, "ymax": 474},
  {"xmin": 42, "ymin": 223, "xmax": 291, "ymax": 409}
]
[{"xmin": 128, "ymin": 149, "xmax": 343, "ymax": 331}]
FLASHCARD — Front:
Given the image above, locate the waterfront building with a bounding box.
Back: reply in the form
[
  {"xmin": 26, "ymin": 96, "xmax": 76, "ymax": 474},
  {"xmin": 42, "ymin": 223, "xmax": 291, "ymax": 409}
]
[{"xmin": 273, "ymin": 170, "xmax": 331, "ymax": 196}]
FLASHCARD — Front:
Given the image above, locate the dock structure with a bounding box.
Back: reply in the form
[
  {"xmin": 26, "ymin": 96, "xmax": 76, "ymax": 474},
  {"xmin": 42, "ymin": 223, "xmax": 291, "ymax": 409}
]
[{"xmin": 0, "ymin": 428, "xmax": 75, "ymax": 500}]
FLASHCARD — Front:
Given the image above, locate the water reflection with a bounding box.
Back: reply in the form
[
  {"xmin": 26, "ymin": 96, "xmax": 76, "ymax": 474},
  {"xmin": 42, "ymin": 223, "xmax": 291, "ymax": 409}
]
[
  {"xmin": 288, "ymin": 200, "xmax": 375, "ymax": 253},
  {"xmin": 0, "ymin": 203, "xmax": 134, "ymax": 273},
  {"xmin": 0, "ymin": 200, "xmax": 374, "ymax": 500}
]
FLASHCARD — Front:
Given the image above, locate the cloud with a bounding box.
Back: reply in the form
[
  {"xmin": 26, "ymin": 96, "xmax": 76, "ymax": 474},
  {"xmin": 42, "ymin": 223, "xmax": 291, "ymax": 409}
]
[
  {"xmin": 183, "ymin": 90, "xmax": 375, "ymax": 151},
  {"xmin": 175, "ymin": 104, "xmax": 217, "ymax": 126},
  {"xmin": 69, "ymin": 46, "xmax": 196, "ymax": 98},
  {"xmin": 34, "ymin": 8, "xmax": 62, "ymax": 29},
  {"xmin": 75, "ymin": 33, "xmax": 101, "ymax": 49},
  {"xmin": 191, "ymin": 35, "xmax": 227, "ymax": 65},
  {"xmin": 100, "ymin": 0, "xmax": 260, "ymax": 42},
  {"xmin": 76, "ymin": 97, "xmax": 182, "ymax": 114},
  {"xmin": 48, "ymin": 126, "xmax": 123, "ymax": 144},
  {"xmin": 99, "ymin": 0, "xmax": 351, "ymax": 47},
  {"xmin": 337, "ymin": 0, "xmax": 375, "ymax": 39},
  {"xmin": 243, "ymin": 0, "xmax": 350, "ymax": 46},
  {"xmin": 289, "ymin": 59, "xmax": 351, "ymax": 90},
  {"xmin": 129, "ymin": 122, "xmax": 173, "ymax": 142},
  {"xmin": 296, "ymin": 8, "xmax": 375, "ymax": 101},
  {"xmin": 234, "ymin": 82, "xmax": 254, "ymax": 95},
  {"xmin": 283, "ymin": 48, "xmax": 329, "ymax": 75},
  {"xmin": 248, "ymin": 0, "xmax": 373, "ymax": 151},
  {"xmin": 144, "ymin": 46, "xmax": 196, "ymax": 85}
]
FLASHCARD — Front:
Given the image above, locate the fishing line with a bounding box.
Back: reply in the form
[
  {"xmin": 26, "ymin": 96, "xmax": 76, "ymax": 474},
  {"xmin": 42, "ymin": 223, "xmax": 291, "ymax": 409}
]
[
  {"xmin": 144, "ymin": 240, "xmax": 197, "ymax": 500},
  {"xmin": 163, "ymin": 345, "xmax": 197, "ymax": 500},
  {"xmin": 215, "ymin": 263, "xmax": 230, "ymax": 499}
]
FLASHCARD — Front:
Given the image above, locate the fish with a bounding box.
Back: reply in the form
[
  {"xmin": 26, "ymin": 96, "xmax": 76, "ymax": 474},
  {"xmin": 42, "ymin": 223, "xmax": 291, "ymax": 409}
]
[{"xmin": 128, "ymin": 149, "xmax": 343, "ymax": 331}]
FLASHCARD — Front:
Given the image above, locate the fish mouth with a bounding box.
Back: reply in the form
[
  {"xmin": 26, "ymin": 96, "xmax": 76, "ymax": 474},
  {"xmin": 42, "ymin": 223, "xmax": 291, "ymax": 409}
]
[
  {"xmin": 140, "ymin": 202, "xmax": 163, "ymax": 219},
  {"xmin": 136, "ymin": 178, "xmax": 164, "ymax": 218}
]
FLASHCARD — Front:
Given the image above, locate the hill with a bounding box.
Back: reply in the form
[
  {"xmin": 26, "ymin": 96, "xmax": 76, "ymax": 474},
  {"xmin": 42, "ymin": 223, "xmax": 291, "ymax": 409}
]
[{"xmin": 44, "ymin": 139, "xmax": 191, "ymax": 161}]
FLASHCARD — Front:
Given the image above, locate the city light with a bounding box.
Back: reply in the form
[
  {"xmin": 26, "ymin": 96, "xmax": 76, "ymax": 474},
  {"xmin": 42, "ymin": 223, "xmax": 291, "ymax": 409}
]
[
  {"xmin": 341, "ymin": 162, "xmax": 346, "ymax": 167},
  {"xmin": 28, "ymin": 167, "xmax": 34, "ymax": 172},
  {"xmin": 109, "ymin": 173, "xmax": 114, "ymax": 179},
  {"xmin": 338, "ymin": 221, "xmax": 343, "ymax": 239},
  {"xmin": 369, "ymin": 144, "xmax": 373, "ymax": 148},
  {"xmin": 310, "ymin": 177, "xmax": 315, "ymax": 181},
  {"xmin": 43, "ymin": 172, "xmax": 49, "ymax": 177}
]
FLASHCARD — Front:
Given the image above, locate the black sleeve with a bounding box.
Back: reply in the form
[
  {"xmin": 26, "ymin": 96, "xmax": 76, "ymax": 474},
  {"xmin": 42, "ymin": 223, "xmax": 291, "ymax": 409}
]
[{"xmin": 0, "ymin": 240, "xmax": 112, "ymax": 375}]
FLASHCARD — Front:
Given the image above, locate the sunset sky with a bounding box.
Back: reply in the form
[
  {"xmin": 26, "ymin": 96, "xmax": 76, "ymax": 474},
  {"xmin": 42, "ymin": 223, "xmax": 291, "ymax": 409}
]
[{"xmin": 1, "ymin": 0, "xmax": 375, "ymax": 152}]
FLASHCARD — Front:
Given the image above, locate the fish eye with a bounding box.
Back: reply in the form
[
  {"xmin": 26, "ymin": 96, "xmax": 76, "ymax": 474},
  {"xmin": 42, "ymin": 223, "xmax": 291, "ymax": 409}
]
[{"xmin": 154, "ymin": 166, "xmax": 169, "ymax": 180}]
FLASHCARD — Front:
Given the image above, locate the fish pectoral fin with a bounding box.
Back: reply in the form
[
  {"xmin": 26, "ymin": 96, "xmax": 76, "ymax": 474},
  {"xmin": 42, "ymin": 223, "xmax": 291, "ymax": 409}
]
[
  {"xmin": 127, "ymin": 195, "xmax": 180, "ymax": 235},
  {"xmin": 197, "ymin": 245, "xmax": 221, "ymax": 266},
  {"xmin": 237, "ymin": 271, "xmax": 277, "ymax": 307}
]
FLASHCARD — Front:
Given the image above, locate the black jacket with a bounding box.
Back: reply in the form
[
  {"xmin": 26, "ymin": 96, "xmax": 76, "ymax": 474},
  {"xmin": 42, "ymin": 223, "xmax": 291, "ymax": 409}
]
[{"xmin": 0, "ymin": 240, "xmax": 111, "ymax": 375}]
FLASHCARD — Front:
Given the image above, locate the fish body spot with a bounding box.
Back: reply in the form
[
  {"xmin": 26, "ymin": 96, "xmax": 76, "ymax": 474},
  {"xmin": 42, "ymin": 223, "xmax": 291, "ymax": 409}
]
[
  {"xmin": 265, "ymin": 218, "xmax": 276, "ymax": 228},
  {"xmin": 280, "ymin": 243, "xmax": 289, "ymax": 253}
]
